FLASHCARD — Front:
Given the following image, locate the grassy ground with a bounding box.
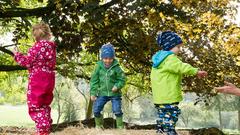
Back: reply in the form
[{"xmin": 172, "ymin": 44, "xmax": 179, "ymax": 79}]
[
  {"xmin": 223, "ymin": 129, "xmax": 240, "ymax": 135},
  {"xmin": 1, "ymin": 127, "xmax": 239, "ymax": 135},
  {"xmin": 0, "ymin": 105, "xmax": 60, "ymax": 127},
  {"xmin": 53, "ymin": 128, "xmax": 166, "ymax": 135},
  {"xmin": 0, "ymin": 105, "xmax": 240, "ymax": 135},
  {"xmin": 0, "ymin": 127, "xmax": 190, "ymax": 135},
  {"xmin": 26, "ymin": 127, "xmax": 240, "ymax": 135}
]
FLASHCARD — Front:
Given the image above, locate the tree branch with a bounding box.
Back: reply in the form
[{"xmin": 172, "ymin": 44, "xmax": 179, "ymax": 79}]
[
  {"xmin": 150, "ymin": 3, "xmax": 192, "ymax": 23},
  {"xmin": 78, "ymin": 62, "xmax": 94, "ymax": 66},
  {"xmin": 0, "ymin": 0, "xmax": 119, "ymax": 18},
  {"xmin": 76, "ymin": 74, "xmax": 90, "ymax": 80},
  {"xmin": 101, "ymin": 0, "xmax": 120, "ymax": 11},
  {"xmin": 81, "ymin": 0, "xmax": 120, "ymax": 12},
  {"xmin": 1, "ymin": 44, "xmax": 17, "ymax": 48},
  {"xmin": 0, "ymin": 47, "xmax": 14, "ymax": 56},
  {"xmin": 0, "ymin": 65, "xmax": 26, "ymax": 71},
  {"xmin": 0, "ymin": 4, "xmax": 55, "ymax": 18}
]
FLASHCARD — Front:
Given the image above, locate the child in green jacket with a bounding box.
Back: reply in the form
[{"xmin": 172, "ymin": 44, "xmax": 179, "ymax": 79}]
[
  {"xmin": 151, "ymin": 31, "xmax": 207, "ymax": 135},
  {"xmin": 90, "ymin": 43, "xmax": 126, "ymax": 129}
]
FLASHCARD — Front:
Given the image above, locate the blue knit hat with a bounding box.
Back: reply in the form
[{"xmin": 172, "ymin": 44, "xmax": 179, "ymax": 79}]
[
  {"xmin": 100, "ymin": 43, "xmax": 115, "ymax": 59},
  {"xmin": 156, "ymin": 31, "xmax": 183, "ymax": 51}
]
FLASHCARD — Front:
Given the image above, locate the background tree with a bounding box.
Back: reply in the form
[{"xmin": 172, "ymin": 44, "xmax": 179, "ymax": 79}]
[{"xmin": 207, "ymin": 94, "xmax": 240, "ymax": 130}]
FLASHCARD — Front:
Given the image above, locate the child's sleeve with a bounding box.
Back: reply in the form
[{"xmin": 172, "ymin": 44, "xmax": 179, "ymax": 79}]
[
  {"xmin": 90, "ymin": 64, "xmax": 100, "ymax": 96},
  {"xmin": 165, "ymin": 55, "xmax": 198, "ymax": 76},
  {"xmin": 114, "ymin": 66, "xmax": 126, "ymax": 90},
  {"xmin": 14, "ymin": 45, "xmax": 39, "ymax": 68}
]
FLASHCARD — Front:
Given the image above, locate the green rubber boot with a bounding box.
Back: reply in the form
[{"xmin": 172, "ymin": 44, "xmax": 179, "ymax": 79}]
[
  {"xmin": 95, "ymin": 115, "xmax": 104, "ymax": 129},
  {"xmin": 116, "ymin": 116, "xmax": 124, "ymax": 129}
]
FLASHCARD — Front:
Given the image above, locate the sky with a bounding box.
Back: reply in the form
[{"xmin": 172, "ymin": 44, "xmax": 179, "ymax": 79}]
[{"xmin": 0, "ymin": 33, "xmax": 14, "ymax": 47}]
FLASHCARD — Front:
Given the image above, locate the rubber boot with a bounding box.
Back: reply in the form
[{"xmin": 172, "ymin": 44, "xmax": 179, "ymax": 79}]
[
  {"xmin": 116, "ymin": 116, "xmax": 124, "ymax": 129},
  {"xmin": 94, "ymin": 115, "xmax": 104, "ymax": 129}
]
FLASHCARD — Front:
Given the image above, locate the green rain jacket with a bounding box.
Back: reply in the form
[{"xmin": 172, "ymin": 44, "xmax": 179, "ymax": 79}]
[
  {"xmin": 151, "ymin": 51, "xmax": 198, "ymax": 104},
  {"xmin": 90, "ymin": 59, "xmax": 126, "ymax": 96}
]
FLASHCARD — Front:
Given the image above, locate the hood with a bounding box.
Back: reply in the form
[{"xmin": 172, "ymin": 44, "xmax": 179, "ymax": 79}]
[{"xmin": 152, "ymin": 50, "xmax": 173, "ymax": 68}]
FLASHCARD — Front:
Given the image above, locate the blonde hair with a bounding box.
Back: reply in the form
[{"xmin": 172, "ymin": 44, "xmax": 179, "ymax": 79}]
[{"xmin": 32, "ymin": 22, "xmax": 52, "ymax": 41}]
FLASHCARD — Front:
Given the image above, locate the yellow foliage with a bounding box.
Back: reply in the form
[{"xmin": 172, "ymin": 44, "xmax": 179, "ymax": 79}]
[
  {"xmin": 172, "ymin": 0, "xmax": 183, "ymax": 7},
  {"xmin": 200, "ymin": 12, "xmax": 223, "ymax": 27},
  {"xmin": 236, "ymin": 61, "xmax": 240, "ymax": 66},
  {"xmin": 172, "ymin": 0, "xmax": 229, "ymax": 8},
  {"xmin": 225, "ymin": 37, "xmax": 240, "ymax": 55},
  {"xmin": 54, "ymin": 0, "xmax": 62, "ymax": 11}
]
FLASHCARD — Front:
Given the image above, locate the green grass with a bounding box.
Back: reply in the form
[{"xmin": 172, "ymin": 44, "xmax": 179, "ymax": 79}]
[
  {"xmin": 0, "ymin": 105, "xmax": 60, "ymax": 127},
  {"xmin": 1, "ymin": 105, "xmax": 240, "ymax": 135},
  {"xmin": 223, "ymin": 129, "xmax": 240, "ymax": 135}
]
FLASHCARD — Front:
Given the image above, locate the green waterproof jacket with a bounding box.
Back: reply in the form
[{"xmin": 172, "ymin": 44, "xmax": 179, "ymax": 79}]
[
  {"xmin": 90, "ymin": 59, "xmax": 126, "ymax": 96},
  {"xmin": 151, "ymin": 51, "xmax": 198, "ymax": 104}
]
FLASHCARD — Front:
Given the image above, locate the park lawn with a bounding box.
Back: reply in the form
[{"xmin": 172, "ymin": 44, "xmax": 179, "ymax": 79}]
[
  {"xmin": 0, "ymin": 105, "xmax": 240, "ymax": 134},
  {"xmin": 0, "ymin": 105, "xmax": 60, "ymax": 127}
]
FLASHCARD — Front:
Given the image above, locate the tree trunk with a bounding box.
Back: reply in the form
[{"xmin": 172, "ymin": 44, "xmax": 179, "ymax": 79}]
[
  {"xmin": 238, "ymin": 97, "xmax": 240, "ymax": 130},
  {"xmin": 238, "ymin": 110, "xmax": 240, "ymax": 131},
  {"xmin": 219, "ymin": 110, "xmax": 223, "ymax": 129},
  {"xmin": 52, "ymin": 88, "xmax": 61, "ymax": 132},
  {"xmin": 217, "ymin": 96, "xmax": 223, "ymax": 129},
  {"xmin": 86, "ymin": 98, "xmax": 93, "ymax": 119},
  {"xmin": 75, "ymin": 87, "xmax": 89, "ymax": 119}
]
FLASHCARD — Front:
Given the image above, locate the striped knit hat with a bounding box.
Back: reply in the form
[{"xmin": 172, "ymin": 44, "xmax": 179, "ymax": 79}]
[{"xmin": 156, "ymin": 31, "xmax": 183, "ymax": 51}]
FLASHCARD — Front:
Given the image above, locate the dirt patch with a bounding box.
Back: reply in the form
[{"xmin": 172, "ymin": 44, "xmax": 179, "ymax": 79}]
[{"xmin": 0, "ymin": 118, "xmax": 225, "ymax": 135}]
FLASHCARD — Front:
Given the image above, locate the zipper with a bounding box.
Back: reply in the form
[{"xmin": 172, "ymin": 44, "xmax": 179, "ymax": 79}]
[
  {"xmin": 106, "ymin": 72, "xmax": 109, "ymax": 96},
  {"xmin": 105, "ymin": 62, "xmax": 117, "ymax": 96}
]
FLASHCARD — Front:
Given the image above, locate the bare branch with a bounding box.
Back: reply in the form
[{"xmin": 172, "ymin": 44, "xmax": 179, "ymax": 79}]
[
  {"xmin": 0, "ymin": 4, "xmax": 55, "ymax": 18},
  {"xmin": 0, "ymin": 65, "xmax": 26, "ymax": 71},
  {"xmin": 0, "ymin": 47, "xmax": 14, "ymax": 56}
]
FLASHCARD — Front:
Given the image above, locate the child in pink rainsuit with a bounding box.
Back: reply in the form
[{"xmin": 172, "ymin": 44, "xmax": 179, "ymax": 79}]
[{"xmin": 13, "ymin": 23, "xmax": 56, "ymax": 135}]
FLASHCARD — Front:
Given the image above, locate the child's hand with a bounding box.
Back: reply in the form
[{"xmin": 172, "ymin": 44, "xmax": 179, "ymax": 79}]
[
  {"xmin": 112, "ymin": 86, "xmax": 118, "ymax": 92},
  {"xmin": 91, "ymin": 96, "xmax": 97, "ymax": 101},
  {"xmin": 197, "ymin": 71, "xmax": 208, "ymax": 78}
]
